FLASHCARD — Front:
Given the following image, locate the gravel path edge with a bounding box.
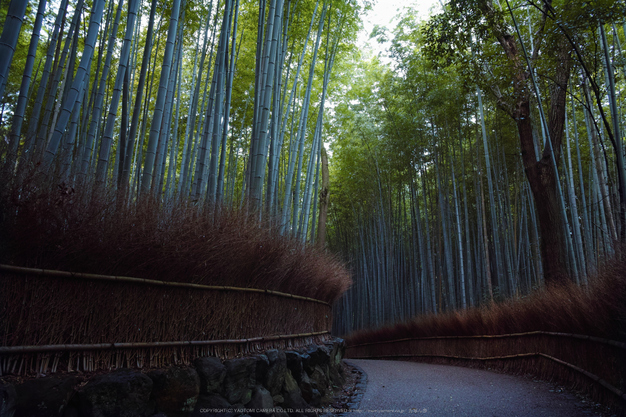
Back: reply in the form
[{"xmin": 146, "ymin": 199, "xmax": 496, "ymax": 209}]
[{"xmin": 339, "ymin": 360, "xmax": 368, "ymax": 415}]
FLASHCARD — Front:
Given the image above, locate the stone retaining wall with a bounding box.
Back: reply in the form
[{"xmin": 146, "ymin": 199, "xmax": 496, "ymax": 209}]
[{"xmin": 0, "ymin": 339, "xmax": 345, "ymax": 417}]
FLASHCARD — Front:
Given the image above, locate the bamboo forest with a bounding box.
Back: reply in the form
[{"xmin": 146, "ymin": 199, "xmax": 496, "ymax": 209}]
[{"xmin": 1, "ymin": 0, "xmax": 626, "ymax": 356}]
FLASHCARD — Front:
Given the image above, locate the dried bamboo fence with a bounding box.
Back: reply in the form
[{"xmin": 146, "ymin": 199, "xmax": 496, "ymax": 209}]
[
  {"xmin": 0, "ymin": 264, "xmax": 333, "ymax": 376},
  {"xmin": 346, "ymin": 331, "xmax": 626, "ymax": 411}
]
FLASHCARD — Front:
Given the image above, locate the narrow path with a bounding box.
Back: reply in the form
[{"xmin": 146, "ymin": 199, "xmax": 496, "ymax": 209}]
[{"xmin": 346, "ymin": 359, "xmax": 602, "ymax": 417}]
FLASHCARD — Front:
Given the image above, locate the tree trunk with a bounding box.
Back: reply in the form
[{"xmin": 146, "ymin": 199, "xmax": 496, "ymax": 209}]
[
  {"xmin": 21, "ymin": 0, "xmax": 67, "ymax": 164},
  {"xmin": 140, "ymin": 0, "xmax": 181, "ymax": 194},
  {"xmin": 43, "ymin": 0, "xmax": 107, "ymax": 171},
  {"xmin": 0, "ymin": 0, "xmax": 29, "ymax": 101},
  {"xmin": 600, "ymin": 24, "xmax": 626, "ymax": 245},
  {"xmin": 316, "ymin": 143, "xmax": 329, "ymax": 247},
  {"xmin": 95, "ymin": 0, "xmax": 139, "ymax": 187},
  {"xmin": 480, "ymin": 0, "xmax": 572, "ymax": 285},
  {"xmin": 4, "ymin": 0, "xmax": 47, "ymax": 176}
]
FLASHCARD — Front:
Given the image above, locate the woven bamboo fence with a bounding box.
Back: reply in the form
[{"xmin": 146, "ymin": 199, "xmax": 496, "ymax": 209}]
[
  {"xmin": 346, "ymin": 331, "xmax": 626, "ymax": 411},
  {"xmin": 0, "ymin": 264, "xmax": 333, "ymax": 376}
]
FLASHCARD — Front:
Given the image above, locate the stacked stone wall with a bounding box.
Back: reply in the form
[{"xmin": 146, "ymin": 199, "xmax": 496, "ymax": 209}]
[{"xmin": 0, "ymin": 339, "xmax": 346, "ymax": 417}]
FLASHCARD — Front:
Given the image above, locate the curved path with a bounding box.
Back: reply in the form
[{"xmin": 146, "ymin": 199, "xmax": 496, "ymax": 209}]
[{"xmin": 346, "ymin": 359, "xmax": 602, "ymax": 417}]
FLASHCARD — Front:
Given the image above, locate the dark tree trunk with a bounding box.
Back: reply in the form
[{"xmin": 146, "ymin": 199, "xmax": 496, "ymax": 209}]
[
  {"xmin": 526, "ymin": 158, "xmax": 568, "ymax": 284},
  {"xmin": 515, "ymin": 71, "xmax": 571, "ymax": 285},
  {"xmin": 480, "ymin": 0, "xmax": 572, "ymax": 285},
  {"xmin": 316, "ymin": 143, "xmax": 329, "ymax": 247}
]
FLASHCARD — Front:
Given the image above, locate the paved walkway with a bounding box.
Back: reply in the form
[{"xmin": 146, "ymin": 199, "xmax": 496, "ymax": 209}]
[{"xmin": 346, "ymin": 359, "xmax": 601, "ymax": 417}]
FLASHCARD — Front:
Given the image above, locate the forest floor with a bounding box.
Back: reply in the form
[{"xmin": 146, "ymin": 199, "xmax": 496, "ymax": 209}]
[{"xmin": 340, "ymin": 359, "xmax": 613, "ymax": 417}]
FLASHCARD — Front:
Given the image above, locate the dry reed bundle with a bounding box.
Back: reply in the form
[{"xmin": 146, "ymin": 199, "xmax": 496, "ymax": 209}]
[
  {"xmin": 0, "ymin": 268, "xmax": 334, "ymax": 376},
  {"xmin": 1, "ymin": 271, "xmax": 331, "ymax": 342},
  {"xmin": 0, "ymin": 332, "xmax": 333, "ymax": 376},
  {"xmin": 0, "ymin": 175, "xmax": 351, "ymax": 304},
  {"xmin": 0, "ymin": 172, "xmax": 349, "ymax": 377}
]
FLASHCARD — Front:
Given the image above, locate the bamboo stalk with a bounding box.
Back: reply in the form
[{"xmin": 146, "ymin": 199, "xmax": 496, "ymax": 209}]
[
  {"xmin": 0, "ymin": 264, "xmax": 330, "ymax": 306},
  {"xmin": 347, "ymin": 331, "xmax": 626, "ymax": 350}
]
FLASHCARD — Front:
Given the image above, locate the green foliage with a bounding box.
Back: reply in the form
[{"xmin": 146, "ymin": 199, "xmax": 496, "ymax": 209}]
[
  {"xmin": 2, "ymin": 0, "xmax": 625, "ymax": 335},
  {"xmin": 0, "ymin": 0, "xmax": 38, "ymax": 123},
  {"xmin": 329, "ymin": 0, "xmax": 626, "ymax": 331},
  {"xmin": 423, "ymin": 0, "xmax": 625, "ymax": 114}
]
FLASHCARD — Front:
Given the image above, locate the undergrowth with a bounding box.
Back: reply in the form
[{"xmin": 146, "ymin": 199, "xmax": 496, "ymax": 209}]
[
  {"xmin": 0, "ymin": 173, "xmax": 352, "ymax": 304},
  {"xmin": 343, "ymin": 265, "xmax": 626, "ymax": 414},
  {"xmin": 345, "ymin": 262, "xmax": 626, "ymax": 344}
]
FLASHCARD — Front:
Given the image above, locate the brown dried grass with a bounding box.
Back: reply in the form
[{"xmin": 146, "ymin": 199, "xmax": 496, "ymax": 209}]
[
  {"xmin": 345, "ymin": 262, "xmax": 626, "ymax": 344},
  {"xmin": 0, "ymin": 173, "xmax": 350, "ymax": 375},
  {"xmin": 1, "ymin": 273, "xmax": 332, "ymax": 347},
  {"xmin": 344, "ymin": 263, "xmax": 626, "ymax": 413},
  {"xmin": 0, "ymin": 174, "xmax": 351, "ymax": 304}
]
